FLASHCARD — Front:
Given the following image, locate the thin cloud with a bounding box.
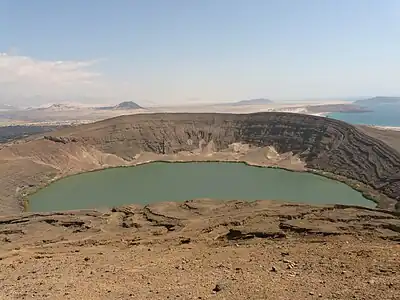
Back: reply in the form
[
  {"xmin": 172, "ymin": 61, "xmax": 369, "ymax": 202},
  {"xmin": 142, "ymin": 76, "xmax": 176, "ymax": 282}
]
[
  {"xmin": 0, "ymin": 53, "xmax": 100, "ymax": 83},
  {"xmin": 0, "ymin": 53, "xmax": 121, "ymax": 105}
]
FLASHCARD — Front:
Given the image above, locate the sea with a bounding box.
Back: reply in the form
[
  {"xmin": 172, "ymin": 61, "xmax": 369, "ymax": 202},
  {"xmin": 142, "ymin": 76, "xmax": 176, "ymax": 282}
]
[{"xmin": 328, "ymin": 103, "xmax": 400, "ymax": 127}]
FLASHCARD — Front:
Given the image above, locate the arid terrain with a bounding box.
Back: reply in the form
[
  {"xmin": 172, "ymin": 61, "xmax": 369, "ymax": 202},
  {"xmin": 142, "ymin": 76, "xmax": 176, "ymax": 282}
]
[
  {"xmin": 0, "ymin": 101, "xmax": 362, "ymax": 126},
  {"xmin": 0, "ymin": 200, "xmax": 399, "ymax": 299},
  {"xmin": 0, "ymin": 112, "xmax": 400, "ymax": 299},
  {"xmin": 0, "ymin": 125, "xmax": 66, "ymax": 144}
]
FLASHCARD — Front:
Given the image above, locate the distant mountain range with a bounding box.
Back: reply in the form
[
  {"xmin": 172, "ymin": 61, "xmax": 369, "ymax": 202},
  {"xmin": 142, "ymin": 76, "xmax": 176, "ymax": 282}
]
[
  {"xmin": 22, "ymin": 101, "xmax": 144, "ymax": 112},
  {"xmin": 231, "ymin": 98, "xmax": 273, "ymax": 106},
  {"xmin": 354, "ymin": 97, "xmax": 400, "ymax": 106},
  {"xmin": 34, "ymin": 104, "xmax": 79, "ymax": 112}
]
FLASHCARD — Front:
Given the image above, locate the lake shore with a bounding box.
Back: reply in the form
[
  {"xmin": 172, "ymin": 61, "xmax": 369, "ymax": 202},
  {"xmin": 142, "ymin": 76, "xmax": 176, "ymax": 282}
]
[{"xmin": 23, "ymin": 145, "xmax": 397, "ymax": 213}]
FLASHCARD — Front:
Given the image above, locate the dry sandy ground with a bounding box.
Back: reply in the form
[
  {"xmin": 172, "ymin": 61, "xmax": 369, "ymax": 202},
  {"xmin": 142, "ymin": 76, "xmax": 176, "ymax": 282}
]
[
  {"xmin": 1, "ymin": 100, "xmax": 348, "ymax": 126},
  {"xmin": 0, "ymin": 200, "xmax": 399, "ymax": 300},
  {"xmin": 148, "ymin": 102, "xmax": 336, "ymax": 114},
  {"xmin": 1, "ymin": 236, "xmax": 398, "ymax": 300},
  {"xmin": 358, "ymin": 125, "xmax": 400, "ymax": 153}
]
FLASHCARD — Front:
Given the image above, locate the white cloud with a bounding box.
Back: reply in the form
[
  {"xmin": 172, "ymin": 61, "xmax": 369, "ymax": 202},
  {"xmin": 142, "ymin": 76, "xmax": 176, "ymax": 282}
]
[{"xmin": 0, "ymin": 53, "xmax": 127, "ymax": 106}]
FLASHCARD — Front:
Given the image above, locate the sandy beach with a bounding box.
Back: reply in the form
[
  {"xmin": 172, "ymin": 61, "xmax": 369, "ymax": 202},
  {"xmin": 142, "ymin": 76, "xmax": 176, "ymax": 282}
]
[{"xmin": 366, "ymin": 125, "xmax": 400, "ymax": 131}]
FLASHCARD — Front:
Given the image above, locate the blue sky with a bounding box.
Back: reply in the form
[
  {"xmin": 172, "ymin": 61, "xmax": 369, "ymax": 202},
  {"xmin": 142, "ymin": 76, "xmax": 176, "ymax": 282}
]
[{"xmin": 1, "ymin": 0, "xmax": 399, "ymax": 105}]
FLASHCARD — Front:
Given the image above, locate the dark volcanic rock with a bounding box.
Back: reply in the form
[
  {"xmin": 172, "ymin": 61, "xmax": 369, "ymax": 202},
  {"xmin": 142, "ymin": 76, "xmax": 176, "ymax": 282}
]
[
  {"xmin": 115, "ymin": 101, "xmax": 143, "ymax": 110},
  {"xmin": 96, "ymin": 101, "xmax": 143, "ymax": 110}
]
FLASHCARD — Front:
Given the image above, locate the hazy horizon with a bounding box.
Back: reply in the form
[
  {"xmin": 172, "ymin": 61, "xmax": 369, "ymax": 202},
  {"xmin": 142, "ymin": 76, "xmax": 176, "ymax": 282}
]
[
  {"xmin": 0, "ymin": 96, "xmax": 383, "ymax": 109},
  {"xmin": 1, "ymin": 0, "xmax": 400, "ymax": 106}
]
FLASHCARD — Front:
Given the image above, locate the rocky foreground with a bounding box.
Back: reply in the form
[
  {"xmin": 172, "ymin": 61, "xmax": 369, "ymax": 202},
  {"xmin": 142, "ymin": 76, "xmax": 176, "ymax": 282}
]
[{"xmin": 0, "ymin": 199, "xmax": 399, "ymax": 299}]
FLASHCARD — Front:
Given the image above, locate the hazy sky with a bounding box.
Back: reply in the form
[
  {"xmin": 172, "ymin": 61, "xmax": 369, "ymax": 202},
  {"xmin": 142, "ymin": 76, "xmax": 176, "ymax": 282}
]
[{"xmin": 1, "ymin": 0, "xmax": 399, "ymax": 106}]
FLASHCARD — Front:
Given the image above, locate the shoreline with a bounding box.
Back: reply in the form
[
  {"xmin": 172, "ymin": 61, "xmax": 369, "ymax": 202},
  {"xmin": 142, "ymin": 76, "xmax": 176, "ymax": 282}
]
[
  {"xmin": 22, "ymin": 156, "xmax": 307, "ymax": 212},
  {"xmin": 365, "ymin": 125, "xmax": 400, "ymax": 131},
  {"xmin": 23, "ymin": 155, "xmax": 393, "ymax": 213},
  {"xmin": 322, "ymin": 112, "xmax": 400, "ymax": 131}
]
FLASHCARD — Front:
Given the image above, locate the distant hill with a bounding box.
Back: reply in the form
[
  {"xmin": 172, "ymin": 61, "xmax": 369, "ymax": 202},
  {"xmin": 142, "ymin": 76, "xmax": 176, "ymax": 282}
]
[
  {"xmin": 96, "ymin": 101, "xmax": 143, "ymax": 110},
  {"xmin": 35, "ymin": 104, "xmax": 79, "ymax": 112},
  {"xmin": 231, "ymin": 98, "xmax": 273, "ymax": 106},
  {"xmin": 354, "ymin": 97, "xmax": 400, "ymax": 106},
  {"xmin": 115, "ymin": 101, "xmax": 143, "ymax": 109}
]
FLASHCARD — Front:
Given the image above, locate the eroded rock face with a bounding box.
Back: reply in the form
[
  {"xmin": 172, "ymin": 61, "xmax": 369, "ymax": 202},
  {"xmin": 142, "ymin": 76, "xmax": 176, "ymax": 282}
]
[
  {"xmin": 1, "ymin": 200, "xmax": 399, "ymax": 246},
  {"xmin": 53, "ymin": 113, "xmax": 400, "ymax": 203}
]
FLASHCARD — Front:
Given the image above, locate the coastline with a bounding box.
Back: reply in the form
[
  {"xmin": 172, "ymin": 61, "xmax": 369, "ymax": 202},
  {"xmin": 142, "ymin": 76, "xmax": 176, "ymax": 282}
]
[
  {"xmin": 365, "ymin": 125, "xmax": 400, "ymax": 131},
  {"xmin": 325, "ymin": 111, "xmax": 400, "ymax": 131}
]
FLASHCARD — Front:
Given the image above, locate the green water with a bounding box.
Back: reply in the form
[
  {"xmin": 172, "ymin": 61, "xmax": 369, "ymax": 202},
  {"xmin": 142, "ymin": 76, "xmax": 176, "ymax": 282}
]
[{"xmin": 28, "ymin": 162, "xmax": 375, "ymax": 212}]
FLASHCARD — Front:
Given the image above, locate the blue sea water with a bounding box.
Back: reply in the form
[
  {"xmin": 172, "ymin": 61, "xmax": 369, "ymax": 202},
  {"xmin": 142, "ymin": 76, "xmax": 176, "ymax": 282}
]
[{"xmin": 328, "ymin": 104, "xmax": 400, "ymax": 126}]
